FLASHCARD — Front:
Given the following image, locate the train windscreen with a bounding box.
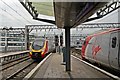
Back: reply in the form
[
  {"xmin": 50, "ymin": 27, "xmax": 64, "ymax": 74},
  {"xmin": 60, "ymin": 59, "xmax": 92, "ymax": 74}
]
[{"xmin": 32, "ymin": 39, "xmax": 44, "ymax": 50}]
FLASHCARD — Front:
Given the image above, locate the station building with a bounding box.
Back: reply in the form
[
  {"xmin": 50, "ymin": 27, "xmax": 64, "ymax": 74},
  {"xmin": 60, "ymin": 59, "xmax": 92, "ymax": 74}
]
[
  {"xmin": 0, "ymin": 29, "xmax": 35, "ymax": 52},
  {"xmin": 70, "ymin": 33, "xmax": 89, "ymax": 48}
]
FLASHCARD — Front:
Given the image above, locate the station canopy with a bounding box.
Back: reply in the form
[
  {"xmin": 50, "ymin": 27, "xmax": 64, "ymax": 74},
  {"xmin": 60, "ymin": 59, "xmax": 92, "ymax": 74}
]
[
  {"xmin": 21, "ymin": 0, "xmax": 109, "ymax": 28},
  {"xmin": 54, "ymin": 2, "xmax": 108, "ymax": 28}
]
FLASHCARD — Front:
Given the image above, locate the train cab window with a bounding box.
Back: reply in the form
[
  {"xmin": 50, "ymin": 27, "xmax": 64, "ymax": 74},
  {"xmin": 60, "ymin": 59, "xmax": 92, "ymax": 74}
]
[
  {"xmin": 112, "ymin": 37, "xmax": 117, "ymax": 48},
  {"xmin": 32, "ymin": 39, "xmax": 44, "ymax": 50},
  {"xmin": 83, "ymin": 40, "xmax": 86, "ymax": 45}
]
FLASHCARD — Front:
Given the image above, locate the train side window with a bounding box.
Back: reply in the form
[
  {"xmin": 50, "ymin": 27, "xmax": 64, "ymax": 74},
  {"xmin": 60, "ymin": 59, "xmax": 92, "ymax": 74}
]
[
  {"xmin": 77, "ymin": 42, "xmax": 80, "ymax": 44},
  {"xmin": 112, "ymin": 37, "xmax": 117, "ymax": 48}
]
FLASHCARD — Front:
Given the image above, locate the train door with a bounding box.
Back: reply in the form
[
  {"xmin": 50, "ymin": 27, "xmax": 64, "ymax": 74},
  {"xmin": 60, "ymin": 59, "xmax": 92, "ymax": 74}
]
[
  {"xmin": 118, "ymin": 31, "xmax": 120, "ymax": 68},
  {"xmin": 109, "ymin": 32, "xmax": 119, "ymax": 69}
]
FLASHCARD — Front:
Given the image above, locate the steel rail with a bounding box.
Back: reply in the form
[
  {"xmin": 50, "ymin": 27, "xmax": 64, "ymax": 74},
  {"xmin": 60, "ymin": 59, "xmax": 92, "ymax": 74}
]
[
  {"xmin": 6, "ymin": 61, "xmax": 34, "ymax": 80},
  {"xmin": 0, "ymin": 57, "xmax": 30, "ymax": 71}
]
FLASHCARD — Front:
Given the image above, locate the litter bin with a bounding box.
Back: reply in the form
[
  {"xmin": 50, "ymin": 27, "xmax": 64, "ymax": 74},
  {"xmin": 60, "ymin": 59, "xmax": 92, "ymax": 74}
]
[{"xmin": 62, "ymin": 47, "xmax": 66, "ymax": 63}]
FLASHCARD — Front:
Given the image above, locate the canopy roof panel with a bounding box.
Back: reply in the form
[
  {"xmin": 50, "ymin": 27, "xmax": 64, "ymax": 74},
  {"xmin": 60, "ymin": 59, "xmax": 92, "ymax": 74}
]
[
  {"xmin": 54, "ymin": 2, "xmax": 108, "ymax": 28},
  {"xmin": 32, "ymin": 2, "xmax": 54, "ymax": 16}
]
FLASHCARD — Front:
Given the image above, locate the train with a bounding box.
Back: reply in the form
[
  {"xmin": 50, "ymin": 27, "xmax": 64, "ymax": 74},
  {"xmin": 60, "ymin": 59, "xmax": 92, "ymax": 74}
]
[
  {"xmin": 29, "ymin": 37, "xmax": 55, "ymax": 61},
  {"xmin": 81, "ymin": 28, "xmax": 120, "ymax": 72}
]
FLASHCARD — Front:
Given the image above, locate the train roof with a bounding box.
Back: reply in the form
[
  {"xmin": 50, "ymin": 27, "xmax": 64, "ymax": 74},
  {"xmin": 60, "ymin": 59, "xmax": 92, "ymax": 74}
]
[
  {"xmin": 89, "ymin": 28, "xmax": 120, "ymax": 37},
  {"xmin": 34, "ymin": 38, "xmax": 45, "ymax": 41}
]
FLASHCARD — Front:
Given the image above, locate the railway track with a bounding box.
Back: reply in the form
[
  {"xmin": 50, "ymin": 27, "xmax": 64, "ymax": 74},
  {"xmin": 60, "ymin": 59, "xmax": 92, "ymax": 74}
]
[
  {"xmin": 1, "ymin": 53, "xmax": 52, "ymax": 80},
  {"xmin": 6, "ymin": 61, "xmax": 35, "ymax": 80},
  {"xmin": 1, "ymin": 58, "xmax": 38, "ymax": 80},
  {"xmin": 1, "ymin": 57, "xmax": 30, "ymax": 71}
]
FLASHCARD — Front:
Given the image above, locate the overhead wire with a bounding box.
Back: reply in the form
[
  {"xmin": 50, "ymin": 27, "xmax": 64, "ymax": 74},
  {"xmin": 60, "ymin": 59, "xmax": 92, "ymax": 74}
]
[
  {"xmin": 0, "ymin": 7, "xmax": 25, "ymax": 26},
  {"xmin": 12, "ymin": 1, "xmax": 33, "ymax": 21},
  {"xmin": 12, "ymin": 1, "xmax": 29, "ymax": 15},
  {"xmin": 12, "ymin": 1, "xmax": 54, "ymax": 22},
  {"xmin": 12, "ymin": 1, "xmax": 49, "ymax": 25},
  {"xmin": 1, "ymin": 0, "xmax": 32, "ymax": 24}
]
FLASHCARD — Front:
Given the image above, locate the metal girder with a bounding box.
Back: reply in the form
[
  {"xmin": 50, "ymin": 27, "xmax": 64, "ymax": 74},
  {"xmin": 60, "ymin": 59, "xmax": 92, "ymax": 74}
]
[
  {"xmin": 76, "ymin": 23, "xmax": 120, "ymax": 28},
  {"xmin": 25, "ymin": 25, "xmax": 57, "ymax": 33},
  {"xmin": 0, "ymin": 25, "xmax": 57, "ymax": 36},
  {"xmin": 0, "ymin": 23, "xmax": 119, "ymax": 33},
  {"xmin": 0, "ymin": 28, "xmax": 25, "ymax": 34},
  {"xmin": 9, "ymin": 28, "xmax": 25, "ymax": 31},
  {"xmin": 19, "ymin": 1, "xmax": 38, "ymax": 18},
  {"xmin": 0, "ymin": 25, "xmax": 57, "ymax": 32},
  {"xmin": 0, "ymin": 23, "xmax": 119, "ymax": 36},
  {"xmin": 26, "ymin": 25, "xmax": 57, "ymax": 29},
  {"xmin": 8, "ymin": 28, "xmax": 25, "ymax": 35},
  {"xmin": 6, "ymin": 30, "xmax": 24, "ymax": 34},
  {"xmin": 86, "ymin": 1, "xmax": 120, "ymax": 22},
  {"xmin": 97, "ymin": 2, "xmax": 120, "ymax": 17},
  {"xmin": 33, "ymin": 17, "xmax": 55, "ymax": 25},
  {"xmin": 19, "ymin": 0, "xmax": 55, "ymax": 24}
]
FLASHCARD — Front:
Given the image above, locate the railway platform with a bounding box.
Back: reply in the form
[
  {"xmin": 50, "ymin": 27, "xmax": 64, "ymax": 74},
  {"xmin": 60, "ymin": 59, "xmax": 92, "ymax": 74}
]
[
  {"xmin": 0, "ymin": 50, "xmax": 29, "ymax": 57},
  {"xmin": 26, "ymin": 53, "xmax": 111, "ymax": 79}
]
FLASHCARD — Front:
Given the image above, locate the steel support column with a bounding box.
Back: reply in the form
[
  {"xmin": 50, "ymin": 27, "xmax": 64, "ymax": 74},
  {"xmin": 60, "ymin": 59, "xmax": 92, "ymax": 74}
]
[
  {"xmin": 25, "ymin": 26, "xmax": 29, "ymax": 50},
  {"xmin": 65, "ymin": 27, "xmax": 71, "ymax": 71}
]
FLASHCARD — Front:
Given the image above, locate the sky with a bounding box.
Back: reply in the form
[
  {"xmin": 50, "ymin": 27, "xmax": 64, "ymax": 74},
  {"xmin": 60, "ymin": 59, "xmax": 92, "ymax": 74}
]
[
  {"xmin": 0, "ymin": 0, "xmax": 53, "ymax": 28},
  {"xmin": 0, "ymin": 0, "xmax": 119, "ymax": 35},
  {"xmin": 84, "ymin": 8, "xmax": 119, "ymax": 24}
]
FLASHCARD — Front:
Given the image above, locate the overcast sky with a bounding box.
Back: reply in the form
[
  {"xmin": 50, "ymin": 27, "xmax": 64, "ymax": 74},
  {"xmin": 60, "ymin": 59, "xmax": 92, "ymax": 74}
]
[
  {"xmin": 0, "ymin": 0, "xmax": 54, "ymax": 28},
  {"xmin": 0, "ymin": 0, "xmax": 119, "ymax": 35}
]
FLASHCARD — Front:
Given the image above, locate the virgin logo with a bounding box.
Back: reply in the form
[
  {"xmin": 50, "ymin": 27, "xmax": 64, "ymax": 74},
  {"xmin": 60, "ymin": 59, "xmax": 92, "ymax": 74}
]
[{"xmin": 92, "ymin": 45, "xmax": 101, "ymax": 59}]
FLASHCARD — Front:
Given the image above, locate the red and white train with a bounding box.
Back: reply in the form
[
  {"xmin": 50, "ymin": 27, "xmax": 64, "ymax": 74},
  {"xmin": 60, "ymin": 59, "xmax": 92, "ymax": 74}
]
[{"xmin": 81, "ymin": 28, "xmax": 120, "ymax": 71}]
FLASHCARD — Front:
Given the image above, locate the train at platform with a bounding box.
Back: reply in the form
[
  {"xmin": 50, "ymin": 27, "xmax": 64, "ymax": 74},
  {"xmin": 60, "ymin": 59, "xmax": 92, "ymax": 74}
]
[
  {"xmin": 29, "ymin": 37, "xmax": 55, "ymax": 61},
  {"xmin": 81, "ymin": 28, "xmax": 120, "ymax": 72}
]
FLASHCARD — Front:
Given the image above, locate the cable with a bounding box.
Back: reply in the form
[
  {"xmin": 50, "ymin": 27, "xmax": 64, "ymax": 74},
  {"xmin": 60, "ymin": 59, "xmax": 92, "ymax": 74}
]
[
  {"xmin": 12, "ymin": 1, "xmax": 32, "ymax": 19},
  {"xmin": 0, "ymin": 7, "xmax": 25, "ymax": 26},
  {"xmin": 1, "ymin": 0, "xmax": 32, "ymax": 24}
]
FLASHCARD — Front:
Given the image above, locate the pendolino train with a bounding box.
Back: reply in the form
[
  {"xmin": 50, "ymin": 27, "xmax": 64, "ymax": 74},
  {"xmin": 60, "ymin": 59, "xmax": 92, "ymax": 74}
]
[
  {"xmin": 29, "ymin": 37, "xmax": 55, "ymax": 61},
  {"xmin": 81, "ymin": 28, "xmax": 120, "ymax": 71}
]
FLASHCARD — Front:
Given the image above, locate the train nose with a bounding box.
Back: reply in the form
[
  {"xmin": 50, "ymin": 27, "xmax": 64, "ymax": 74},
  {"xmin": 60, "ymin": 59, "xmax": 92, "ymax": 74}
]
[
  {"xmin": 34, "ymin": 53, "xmax": 38, "ymax": 56},
  {"xmin": 32, "ymin": 52, "xmax": 41, "ymax": 58}
]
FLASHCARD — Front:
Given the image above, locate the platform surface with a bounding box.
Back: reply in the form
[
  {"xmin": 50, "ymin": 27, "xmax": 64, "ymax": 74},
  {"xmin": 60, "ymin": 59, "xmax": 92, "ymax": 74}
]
[
  {"xmin": 32, "ymin": 53, "xmax": 111, "ymax": 79},
  {"xmin": 0, "ymin": 50, "xmax": 29, "ymax": 57}
]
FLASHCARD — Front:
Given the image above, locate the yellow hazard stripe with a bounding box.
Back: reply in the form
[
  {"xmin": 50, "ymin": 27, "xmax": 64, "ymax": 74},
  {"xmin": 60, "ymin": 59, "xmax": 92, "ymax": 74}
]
[{"xmin": 41, "ymin": 40, "xmax": 46, "ymax": 55}]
